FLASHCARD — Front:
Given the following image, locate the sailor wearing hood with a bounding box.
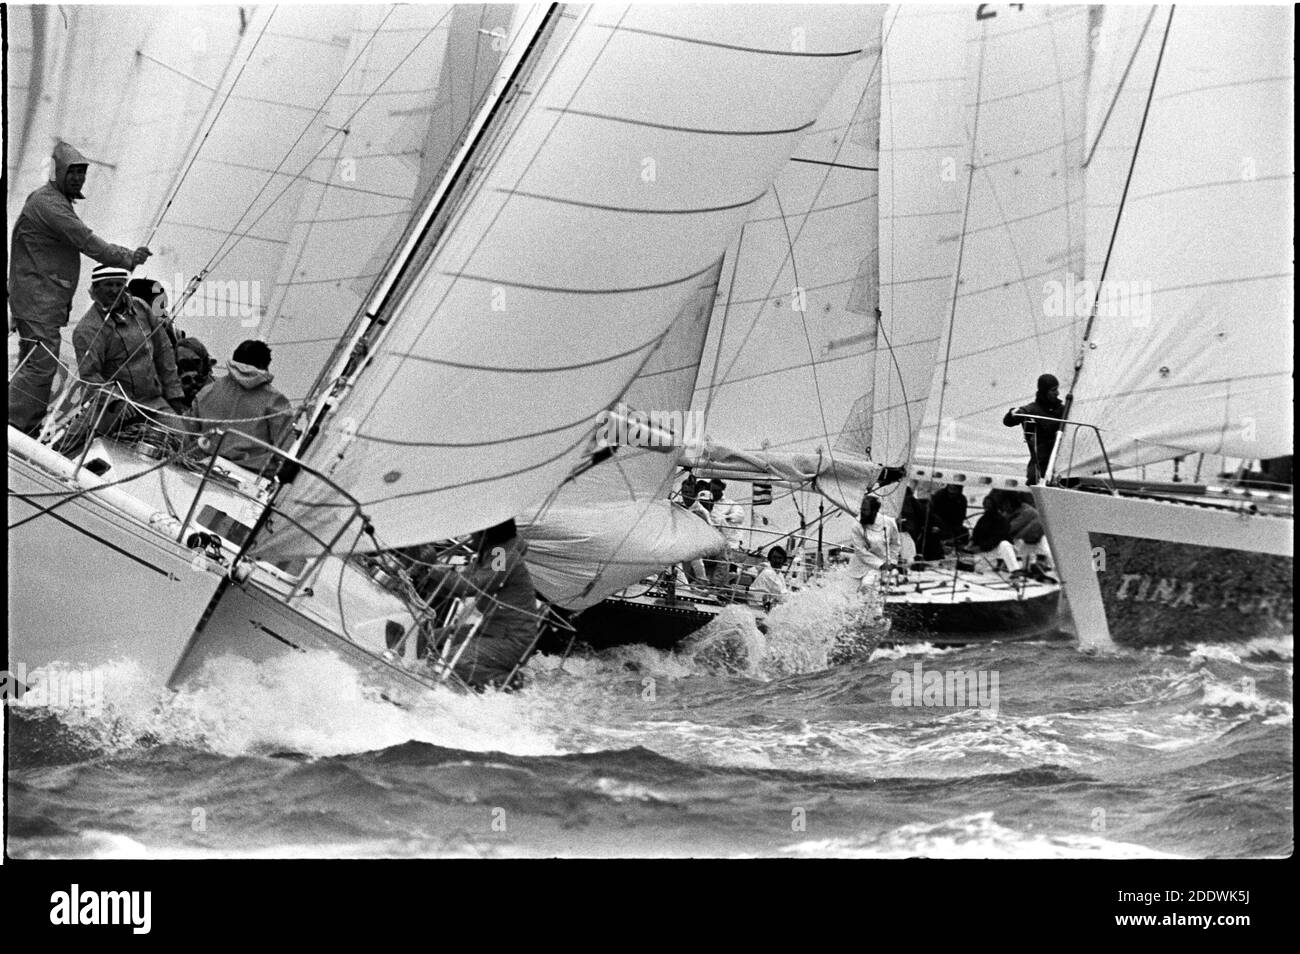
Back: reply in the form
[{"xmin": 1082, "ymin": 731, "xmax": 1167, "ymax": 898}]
[
  {"xmin": 8, "ymin": 141, "xmax": 153, "ymax": 432},
  {"xmin": 188, "ymin": 340, "xmax": 294, "ymax": 474},
  {"xmin": 1003, "ymin": 373, "xmax": 1066, "ymax": 485}
]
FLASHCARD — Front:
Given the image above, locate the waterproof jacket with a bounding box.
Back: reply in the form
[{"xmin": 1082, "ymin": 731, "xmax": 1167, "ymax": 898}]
[
  {"xmin": 72, "ymin": 297, "xmax": 184, "ymax": 406},
  {"xmin": 1003, "ymin": 396, "xmax": 1066, "ymax": 460},
  {"xmin": 1007, "ymin": 503, "xmax": 1045, "ymax": 544},
  {"xmin": 8, "ymin": 143, "xmax": 136, "ymax": 327},
  {"xmin": 971, "ymin": 510, "xmax": 1012, "ymax": 552},
  {"xmin": 189, "ymin": 361, "xmax": 294, "ymax": 471}
]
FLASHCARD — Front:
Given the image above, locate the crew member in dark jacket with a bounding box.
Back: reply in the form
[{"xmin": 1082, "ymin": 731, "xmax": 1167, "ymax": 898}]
[
  {"xmin": 1003, "ymin": 373, "xmax": 1066, "ymax": 485},
  {"xmin": 422, "ymin": 520, "xmax": 540, "ymax": 690},
  {"xmin": 8, "ymin": 142, "xmax": 151, "ymax": 432},
  {"xmin": 929, "ymin": 483, "xmax": 970, "ymax": 548},
  {"xmin": 966, "ymin": 492, "xmax": 1020, "ymax": 572}
]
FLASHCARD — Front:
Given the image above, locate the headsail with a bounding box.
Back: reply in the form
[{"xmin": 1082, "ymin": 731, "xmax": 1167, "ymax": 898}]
[
  {"xmin": 1062, "ymin": 5, "xmax": 1294, "ymax": 473},
  {"xmin": 261, "ymin": 4, "xmax": 881, "ymax": 558}
]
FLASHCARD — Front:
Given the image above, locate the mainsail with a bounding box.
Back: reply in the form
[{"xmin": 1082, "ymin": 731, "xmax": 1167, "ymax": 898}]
[
  {"xmin": 913, "ymin": 4, "xmax": 1091, "ymax": 476},
  {"xmin": 1062, "ymin": 5, "xmax": 1294, "ymax": 473},
  {"xmin": 260, "ymin": 4, "xmax": 881, "ymax": 558}
]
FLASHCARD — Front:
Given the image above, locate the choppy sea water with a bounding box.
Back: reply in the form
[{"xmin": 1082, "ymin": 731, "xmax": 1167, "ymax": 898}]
[{"xmin": 6, "ymin": 581, "xmax": 1292, "ymax": 859}]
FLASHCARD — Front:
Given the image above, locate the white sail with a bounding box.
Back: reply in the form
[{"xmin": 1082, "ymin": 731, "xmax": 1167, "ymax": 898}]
[
  {"xmin": 913, "ymin": 4, "xmax": 1091, "ymax": 476},
  {"xmin": 1063, "ymin": 5, "xmax": 1294, "ymax": 473},
  {"xmin": 258, "ymin": 4, "xmax": 517, "ymax": 404},
  {"xmin": 871, "ymin": 4, "xmax": 969, "ymax": 474},
  {"xmin": 693, "ymin": 29, "xmax": 883, "ymax": 465},
  {"xmin": 263, "ymin": 4, "xmax": 881, "ymax": 558}
]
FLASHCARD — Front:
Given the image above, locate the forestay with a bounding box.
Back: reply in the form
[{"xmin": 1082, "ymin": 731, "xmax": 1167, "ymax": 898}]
[{"xmin": 262, "ymin": 4, "xmax": 879, "ymax": 558}]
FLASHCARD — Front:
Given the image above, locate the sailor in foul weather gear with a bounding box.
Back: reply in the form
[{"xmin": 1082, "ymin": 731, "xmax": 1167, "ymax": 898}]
[
  {"xmin": 1003, "ymin": 373, "xmax": 1066, "ymax": 485},
  {"xmin": 70, "ymin": 265, "xmax": 184, "ymax": 434},
  {"xmin": 8, "ymin": 142, "xmax": 152, "ymax": 432},
  {"xmin": 188, "ymin": 340, "xmax": 294, "ymax": 474},
  {"xmin": 421, "ymin": 521, "xmax": 540, "ymax": 690}
]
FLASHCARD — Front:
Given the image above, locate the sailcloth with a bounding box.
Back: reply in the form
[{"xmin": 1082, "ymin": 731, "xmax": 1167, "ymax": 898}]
[
  {"xmin": 261, "ymin": 4, "xmax": 881, "ymax": 558},
  {"xmin": 693, "ymin": 22, "xmax": 884, "ymax": 469},
  {"xmin": 519, "ymin": 263, "xmax": 725, "ymax": 611},
  {"xmin": 258, "ymin": 4, "xmax": 517, "ymax": 404},
  {"xmin": 871, "ymin": 4, "xmax": 968, "ymax": 476},
  {"xmin": 1063, "ymin": 5, "xmax": 1294, "ymax": 473},
  {"xmin": 913, "ymin": 4, "xmax": 1091, "ymax": 476}
]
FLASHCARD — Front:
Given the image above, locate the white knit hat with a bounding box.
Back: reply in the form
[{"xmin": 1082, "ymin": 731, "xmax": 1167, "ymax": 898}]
[{"xmin": 91, "ymin": 264, "xmax": 130, "ymax": 284}]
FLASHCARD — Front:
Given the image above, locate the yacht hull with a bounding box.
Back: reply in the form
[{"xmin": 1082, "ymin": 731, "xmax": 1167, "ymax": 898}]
[
  {"xmin": 1032, "ymin": 487, "xmax": 1293, "ymax": 650},
  {"xmin": 8, "ymin": 449, "xmax": 224, "ymax": 684},
  {"xmin": 884, "ymin": 581, "xmax": 1062, "ymax": 645}
]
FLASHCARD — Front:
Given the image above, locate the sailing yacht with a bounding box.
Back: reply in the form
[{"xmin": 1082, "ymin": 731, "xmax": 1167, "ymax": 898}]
[{"xmin": 8, "ymin": 4, "xmax": 885, "ymax": 692}]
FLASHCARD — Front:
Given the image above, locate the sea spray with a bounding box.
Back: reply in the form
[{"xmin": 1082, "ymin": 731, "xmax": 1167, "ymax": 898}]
[
  {"xmin": 685, "ymin": 606, "xmax": 767, "ymax": 676},
  {"xmin": 21, "ymin": 650, "xmax": 562, "ymax": 759},
  {"xmin": 763, "ymin": 567, "xmax": 889, "ymax": 675}
]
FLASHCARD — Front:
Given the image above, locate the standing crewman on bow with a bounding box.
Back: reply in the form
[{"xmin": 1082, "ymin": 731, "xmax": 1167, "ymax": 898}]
[
  {"xmin": 8, "ymin": 141, "xmax": 152, "ymax": 433},
  {"xmin": 1003, "ymin": 373, "xmax": 1066, "ymax": 485}
]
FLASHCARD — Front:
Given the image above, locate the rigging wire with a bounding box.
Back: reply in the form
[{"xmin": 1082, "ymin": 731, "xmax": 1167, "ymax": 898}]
[{"xmin": 1064, "ymin": 5, "xmax": 1176, "ymax": 417}]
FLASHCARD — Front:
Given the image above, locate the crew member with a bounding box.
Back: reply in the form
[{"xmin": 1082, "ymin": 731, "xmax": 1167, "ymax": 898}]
[
  {"xmin": 188, "ymin": 339, "xmax": 294, "ymax": 474},
  {"xmin": 749, "ymin": 545, "xmax": 790, "ymax": 610},
  {"xmin": 8, "ymin": 141, "xmax": 151, "ymax": 432},
  {"xmin": 70, "ymin": 264, "xmax": 185, "ymax": 434},
  {"xmin": 421, "ymin": 520, "xmax": 540, "ymax": 690},
  {"xmin": 966, "ymin": 492, "xmax": 1021, "ymax": 573},
  {"xmin": 1003, "ymin": 373, "xmax": 1066, "ymax": 485}
]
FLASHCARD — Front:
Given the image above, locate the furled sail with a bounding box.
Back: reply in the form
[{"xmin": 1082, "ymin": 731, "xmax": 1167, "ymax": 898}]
[
  {"xmin": 682, "ymin": 440, "xmax": 882, "ymax": 516},
  {"xmin": 1062, "ymin": 5, "xmax": 1294, "ymax": 473},
  {"xmin": 261, "ymin": 4, "xmax": 881, "ymax": 558},
  {"xmin": 913, "ymin": 4, "xmax": 1091, "ymax": 476},
  {"xmin": 870, "ymin": 4, "xmax": 968, "ymax": 474}
]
